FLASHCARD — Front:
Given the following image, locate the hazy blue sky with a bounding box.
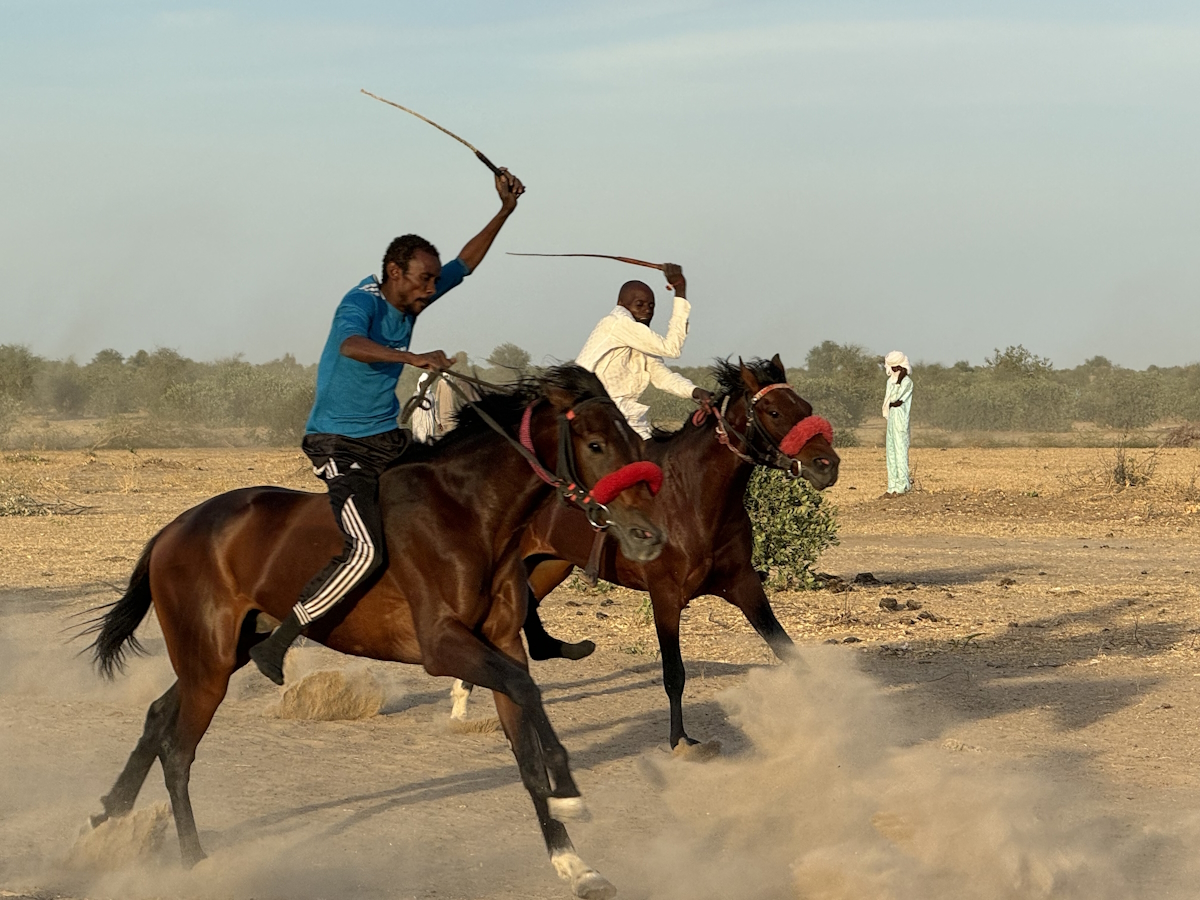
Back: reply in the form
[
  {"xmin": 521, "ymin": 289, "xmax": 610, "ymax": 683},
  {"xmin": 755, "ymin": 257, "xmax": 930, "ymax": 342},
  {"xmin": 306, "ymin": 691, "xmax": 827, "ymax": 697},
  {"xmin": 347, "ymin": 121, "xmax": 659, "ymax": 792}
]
[{"xmin": 2, "ymin": 1, "xmax": 1198, "ymax": 370}]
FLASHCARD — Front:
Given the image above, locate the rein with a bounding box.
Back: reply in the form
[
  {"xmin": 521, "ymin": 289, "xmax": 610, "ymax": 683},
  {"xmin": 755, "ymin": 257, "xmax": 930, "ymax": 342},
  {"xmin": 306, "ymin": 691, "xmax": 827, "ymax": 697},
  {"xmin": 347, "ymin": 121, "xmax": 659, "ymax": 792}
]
[
  {"xmin": 704, "ymin": 384, "xmax": 833, "ymax": 477},
  {"xmin": 438, "ymin": 374, "xmax": 661, "ymax": 531}
]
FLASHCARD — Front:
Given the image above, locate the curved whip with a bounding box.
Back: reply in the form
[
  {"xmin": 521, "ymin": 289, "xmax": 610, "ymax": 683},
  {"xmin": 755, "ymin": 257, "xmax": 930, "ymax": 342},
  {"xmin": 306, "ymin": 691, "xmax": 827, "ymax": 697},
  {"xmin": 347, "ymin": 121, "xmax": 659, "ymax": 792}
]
[
  {"xmin": 506, "ymin": 252, "xmax": 665, "ymax": 272},
  {"xmin": 360, "ymin": 89, "xmax": 504, "ymax": 177}
]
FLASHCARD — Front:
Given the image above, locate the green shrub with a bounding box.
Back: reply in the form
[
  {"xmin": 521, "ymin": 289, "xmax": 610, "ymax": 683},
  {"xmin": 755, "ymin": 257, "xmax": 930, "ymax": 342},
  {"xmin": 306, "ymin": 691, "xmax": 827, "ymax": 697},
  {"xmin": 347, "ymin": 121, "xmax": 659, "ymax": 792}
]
[{"xmin": 744, "ymin": 468, "xmax": 839, "ymax": 590}]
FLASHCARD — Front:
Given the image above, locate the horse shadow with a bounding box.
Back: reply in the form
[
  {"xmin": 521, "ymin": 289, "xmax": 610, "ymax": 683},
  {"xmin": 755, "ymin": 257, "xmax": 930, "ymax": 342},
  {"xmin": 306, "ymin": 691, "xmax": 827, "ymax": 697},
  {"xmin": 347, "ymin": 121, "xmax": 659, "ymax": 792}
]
[
  {"xmin": 205, "ymin": 659, "xmax": 756, "ymax": 853},
  {"xmin": 857, "ymin": 594, "xmax": 1191, "ymax": 737}
]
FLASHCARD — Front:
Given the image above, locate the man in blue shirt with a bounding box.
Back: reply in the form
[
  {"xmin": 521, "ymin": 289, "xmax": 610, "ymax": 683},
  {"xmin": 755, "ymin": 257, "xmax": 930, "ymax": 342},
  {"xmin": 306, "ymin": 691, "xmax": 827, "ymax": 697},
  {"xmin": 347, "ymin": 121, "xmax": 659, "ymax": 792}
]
[{"xmin": 250, "ymin": 170, "xmax": 525, "ymax": 684}]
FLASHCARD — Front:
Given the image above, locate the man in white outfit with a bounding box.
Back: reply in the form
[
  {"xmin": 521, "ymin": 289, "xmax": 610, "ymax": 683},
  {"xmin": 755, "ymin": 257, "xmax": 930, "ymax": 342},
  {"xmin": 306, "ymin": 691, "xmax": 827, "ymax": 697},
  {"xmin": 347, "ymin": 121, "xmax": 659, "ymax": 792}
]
[{"xmin": 575, "ymin": 263, "xmax": 713, "ymax": 438}]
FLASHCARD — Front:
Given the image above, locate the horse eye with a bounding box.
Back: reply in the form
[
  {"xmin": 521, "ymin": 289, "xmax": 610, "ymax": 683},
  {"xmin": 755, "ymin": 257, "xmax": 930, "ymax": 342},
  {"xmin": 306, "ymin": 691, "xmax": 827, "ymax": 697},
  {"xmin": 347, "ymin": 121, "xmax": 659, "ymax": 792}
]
[
  {"xmin": 588, "ymin": 441, "xmax": 604, "ymax": 454},
  {"xmin": 769, "ymin": 409, "xmax": 780, "ymax": 418}
]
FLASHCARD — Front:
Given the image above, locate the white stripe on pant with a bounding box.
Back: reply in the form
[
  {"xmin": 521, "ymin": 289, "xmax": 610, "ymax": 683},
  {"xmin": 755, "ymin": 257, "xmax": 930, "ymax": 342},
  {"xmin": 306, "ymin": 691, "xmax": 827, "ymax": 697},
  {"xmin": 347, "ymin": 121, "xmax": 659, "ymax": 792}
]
[{"xmin": 291, "ymin": 495, "xmax": 376, "ymax": 626}]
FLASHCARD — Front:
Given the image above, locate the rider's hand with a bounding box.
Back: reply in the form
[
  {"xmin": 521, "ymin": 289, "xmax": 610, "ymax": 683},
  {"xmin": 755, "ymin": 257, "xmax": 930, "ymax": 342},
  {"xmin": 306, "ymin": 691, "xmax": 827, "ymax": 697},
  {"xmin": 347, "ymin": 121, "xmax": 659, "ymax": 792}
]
[
  {"xmin": 411, "ymin": 350, "xmax": 454, "ymax": 371},
  {"xmin": 662, "ymin": 263, "xmax": 686, "ymax": 298},
  {"xmin": 692, "ymin": 387, "xmax": 714, "ymax": 417},
  {"xmin": 496, "ymin": 168, "xmax": 525, "ymax": 212}
]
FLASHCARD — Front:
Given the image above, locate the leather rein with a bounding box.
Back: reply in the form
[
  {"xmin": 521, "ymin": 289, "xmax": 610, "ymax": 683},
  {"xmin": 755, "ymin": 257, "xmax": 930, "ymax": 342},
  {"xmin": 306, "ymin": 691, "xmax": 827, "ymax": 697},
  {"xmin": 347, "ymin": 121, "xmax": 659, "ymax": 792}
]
[{"xmin": 437, "ymin": 374, "xmax": 659, "ymax": 530}]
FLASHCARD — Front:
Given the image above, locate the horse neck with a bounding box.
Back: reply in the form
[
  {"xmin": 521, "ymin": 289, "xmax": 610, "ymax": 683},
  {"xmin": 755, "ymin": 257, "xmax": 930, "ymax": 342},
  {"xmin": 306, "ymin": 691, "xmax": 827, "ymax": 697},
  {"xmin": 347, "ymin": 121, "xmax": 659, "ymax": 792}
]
[
  {"xmin": 656, "ymin": 395, "xmax": 755, "ymax": 504},
  {"xmin": 396, "ymin": 413, "xmax": 560, "ymax": 536}
]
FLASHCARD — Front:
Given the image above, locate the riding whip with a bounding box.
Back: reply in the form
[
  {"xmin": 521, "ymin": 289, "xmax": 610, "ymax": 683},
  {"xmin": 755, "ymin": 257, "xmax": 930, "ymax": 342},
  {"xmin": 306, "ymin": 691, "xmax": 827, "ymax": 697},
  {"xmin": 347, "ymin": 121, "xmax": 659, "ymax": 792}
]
[
  {"xmin": 506, "ymin": 252, "xmax": 665, "ymax": 272},
  {"xmin": 360, "ymin": 89, "xmax": 504, "ymax": 177}
]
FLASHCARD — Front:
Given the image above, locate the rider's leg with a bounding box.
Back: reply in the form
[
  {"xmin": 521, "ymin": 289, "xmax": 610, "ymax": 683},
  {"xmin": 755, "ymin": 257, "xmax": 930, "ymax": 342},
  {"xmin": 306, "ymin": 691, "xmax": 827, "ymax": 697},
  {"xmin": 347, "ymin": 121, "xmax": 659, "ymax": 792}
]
[{"xmin": 250, "ymin": 431, "xmax": 402, "ymax": 684}]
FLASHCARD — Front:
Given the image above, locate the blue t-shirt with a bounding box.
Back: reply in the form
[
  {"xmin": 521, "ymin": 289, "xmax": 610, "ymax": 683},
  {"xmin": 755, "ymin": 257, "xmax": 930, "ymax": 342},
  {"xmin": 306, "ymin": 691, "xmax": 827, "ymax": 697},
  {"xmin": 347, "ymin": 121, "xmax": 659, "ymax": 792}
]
[{"xmin": 305, "ymin": 258, "xmax": 470, "ymax": 437}]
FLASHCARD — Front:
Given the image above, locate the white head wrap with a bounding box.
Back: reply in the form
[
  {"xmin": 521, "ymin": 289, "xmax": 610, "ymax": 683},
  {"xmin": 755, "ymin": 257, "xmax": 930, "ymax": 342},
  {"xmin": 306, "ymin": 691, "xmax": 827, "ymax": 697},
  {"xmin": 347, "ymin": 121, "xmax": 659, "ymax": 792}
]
[{"xmin": 884, "ymin": 350, "xmax": 910, "ymax": 384}]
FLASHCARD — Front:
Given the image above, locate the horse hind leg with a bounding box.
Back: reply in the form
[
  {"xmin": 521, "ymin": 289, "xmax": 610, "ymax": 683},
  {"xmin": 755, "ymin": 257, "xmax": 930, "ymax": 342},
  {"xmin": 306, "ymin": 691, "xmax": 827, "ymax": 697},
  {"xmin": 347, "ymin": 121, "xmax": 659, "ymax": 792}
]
[
  {"xmin": 92, "ymin": 682, "xmax": 181, "ymax": 827},
  {"xmin": 159, "ymin": 679, "xmax": 228, "ymax": 867},
  {"xmin": 93, "ymin": 677, "xmax": 229, "ymax": 867}
]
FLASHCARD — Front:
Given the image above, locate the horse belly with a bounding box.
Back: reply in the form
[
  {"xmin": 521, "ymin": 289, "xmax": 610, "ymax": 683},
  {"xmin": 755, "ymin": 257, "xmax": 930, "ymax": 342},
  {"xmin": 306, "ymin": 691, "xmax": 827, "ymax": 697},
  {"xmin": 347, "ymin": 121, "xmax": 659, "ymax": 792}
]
[{"xmin": 320, "ymin": 587, "xmax": 424, "ymax": 665}]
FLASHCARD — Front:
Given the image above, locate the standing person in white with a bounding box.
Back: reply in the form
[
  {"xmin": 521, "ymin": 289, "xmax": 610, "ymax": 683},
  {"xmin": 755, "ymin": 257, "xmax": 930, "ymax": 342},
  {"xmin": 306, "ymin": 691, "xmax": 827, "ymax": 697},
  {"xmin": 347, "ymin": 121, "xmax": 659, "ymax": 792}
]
[
  {"xmin": 575, "ymin": 263, "xmax": 713, "ymax": 438},
  {"xmin": 882, "ymin": 350, "xmax": 913, "ymax": 496}
]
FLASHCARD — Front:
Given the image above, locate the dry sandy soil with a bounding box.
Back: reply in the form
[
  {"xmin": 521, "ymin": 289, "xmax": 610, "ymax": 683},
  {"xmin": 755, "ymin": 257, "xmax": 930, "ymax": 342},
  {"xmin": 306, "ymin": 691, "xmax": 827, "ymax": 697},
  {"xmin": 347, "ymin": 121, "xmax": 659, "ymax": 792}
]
[{"xmin": 3, "ymin": 446, "xmax": 1200, "ymax": 899}]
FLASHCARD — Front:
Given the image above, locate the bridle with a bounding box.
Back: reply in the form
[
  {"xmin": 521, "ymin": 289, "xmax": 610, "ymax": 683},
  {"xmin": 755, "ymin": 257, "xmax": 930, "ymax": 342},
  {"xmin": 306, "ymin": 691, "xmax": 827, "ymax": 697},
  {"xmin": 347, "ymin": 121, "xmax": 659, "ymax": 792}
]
[
  {"xmin": 708, "ymin": 383, "xmax": 834, "ymax": 478},
  {"xmin": 437, "ymin": 375, "xmax": 662, "ymax": 530}
]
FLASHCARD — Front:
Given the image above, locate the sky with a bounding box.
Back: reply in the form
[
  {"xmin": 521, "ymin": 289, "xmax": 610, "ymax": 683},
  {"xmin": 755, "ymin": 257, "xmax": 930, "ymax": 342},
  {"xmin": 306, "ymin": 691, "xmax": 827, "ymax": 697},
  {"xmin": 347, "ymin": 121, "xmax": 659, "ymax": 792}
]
[{"xmin": 2, "ymin": 1, "xmax": 1198, "ymax": 371}]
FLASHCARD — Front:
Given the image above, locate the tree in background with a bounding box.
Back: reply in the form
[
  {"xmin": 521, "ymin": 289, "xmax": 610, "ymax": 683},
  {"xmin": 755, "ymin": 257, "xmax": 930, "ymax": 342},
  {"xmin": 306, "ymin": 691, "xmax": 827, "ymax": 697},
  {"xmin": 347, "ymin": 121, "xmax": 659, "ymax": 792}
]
[
  {"xmin": 0, "ymin": 344, "xmax": 40, "ymax": 436},
  {"xmin": 789, "ymin": 341, "xmax": 880, "ymax": 437},
  {"xmin": 917, "ymin": 344, "xmax": 1071, "ymax": 431},
  {"xmin": 486, "ymin": 342, "xmax": 531, "ymax": 372},
  {"xmin": 0, "ymin": 344, "xmax": 41, "ymax": 403},
  {"xmin": 983, "ymin": 345, "xmax": 1054, "ymax": 379}
]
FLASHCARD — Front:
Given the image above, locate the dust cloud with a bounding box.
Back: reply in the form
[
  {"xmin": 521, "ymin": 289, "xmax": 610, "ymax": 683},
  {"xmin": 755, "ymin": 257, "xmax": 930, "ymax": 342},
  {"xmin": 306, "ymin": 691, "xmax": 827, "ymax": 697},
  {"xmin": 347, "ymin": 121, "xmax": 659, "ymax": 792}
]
[
  {"xmin": 0, "ymin": 627, "xmax": 515, "ymax": 900},
  {"xmin": 621, "ymin": 647, "xmax": 1200, "ymax": 900},
  {"xmin": 4, "ymin": 608, "xmax": 1199, "ymax": 900}
]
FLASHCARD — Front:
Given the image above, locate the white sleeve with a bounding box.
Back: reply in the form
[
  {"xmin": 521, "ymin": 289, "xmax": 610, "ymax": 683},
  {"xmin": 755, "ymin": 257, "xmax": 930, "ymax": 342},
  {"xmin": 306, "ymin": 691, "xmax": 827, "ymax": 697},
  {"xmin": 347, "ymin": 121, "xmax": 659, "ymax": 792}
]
[
  {"xmin": 647, "ymin": 356, "xmax": 697, "ymax": 398},
  {"xmin": 603, "ymin": 297, "xmax": 691, "ymax": 359}
]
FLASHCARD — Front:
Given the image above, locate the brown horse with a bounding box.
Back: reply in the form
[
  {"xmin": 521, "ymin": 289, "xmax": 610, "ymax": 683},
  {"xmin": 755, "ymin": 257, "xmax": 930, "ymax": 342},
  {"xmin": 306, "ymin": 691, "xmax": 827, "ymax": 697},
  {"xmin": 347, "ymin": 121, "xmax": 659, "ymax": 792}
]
[
  {"xmin": 87, "ymin": 366, "xmax": 665, "ymax": 900},
  {"xmin": 451, "ymin": 357, "xmax": 839, "ymax": 750}
]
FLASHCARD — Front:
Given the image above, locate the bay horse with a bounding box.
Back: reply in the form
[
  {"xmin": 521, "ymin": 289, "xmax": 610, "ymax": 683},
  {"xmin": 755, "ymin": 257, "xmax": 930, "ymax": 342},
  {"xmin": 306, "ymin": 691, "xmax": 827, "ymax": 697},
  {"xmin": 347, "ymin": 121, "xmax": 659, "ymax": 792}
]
[
  {"xmin": 451, "ymin": 356, "xmax": 839, "ymax": 750},
  {"xmin": 86, "ymin": 365, "xmax": 666, "ymax": 900}
]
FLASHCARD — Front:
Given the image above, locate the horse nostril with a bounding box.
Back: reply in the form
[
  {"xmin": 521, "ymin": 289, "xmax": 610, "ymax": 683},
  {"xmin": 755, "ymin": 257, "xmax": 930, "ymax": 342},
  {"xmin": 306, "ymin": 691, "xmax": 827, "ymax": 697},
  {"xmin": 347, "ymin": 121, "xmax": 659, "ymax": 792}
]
[{"xmin": 816, "ymin": 457, "xmax": 831, "ymax": 468}]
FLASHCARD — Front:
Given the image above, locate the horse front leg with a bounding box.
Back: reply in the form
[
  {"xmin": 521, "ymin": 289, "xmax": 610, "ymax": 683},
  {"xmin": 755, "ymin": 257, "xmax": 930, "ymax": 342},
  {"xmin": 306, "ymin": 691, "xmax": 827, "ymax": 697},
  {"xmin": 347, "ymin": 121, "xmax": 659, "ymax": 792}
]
[
  {"xmin": 428, "ymin": 621, "xmax": 582, "ymax": 803},
  {"xmin": 451, "ymin": 559, "xmax": 592, "ymax": 722},
  {"xmin": 650, "ymin": 595, "xmax": 696, "ymax": 749},
  {"xmin": 718, "ymin": 567, "xmax": 797, "ymax": 662},
  {"xmin": 425, "ymin": 622, "xmax": 608, "ymax": 897},
  {"xmin": 493, "ymin": 691, "xmax": 615, "ymax": 900}
]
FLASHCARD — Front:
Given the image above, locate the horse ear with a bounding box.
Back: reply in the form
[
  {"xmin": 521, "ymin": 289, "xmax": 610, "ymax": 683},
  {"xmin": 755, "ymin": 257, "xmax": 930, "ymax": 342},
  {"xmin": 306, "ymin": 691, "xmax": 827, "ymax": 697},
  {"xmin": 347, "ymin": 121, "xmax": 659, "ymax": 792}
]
[
  {"xmin": 544, "ymin": 386, "xmax": 575, "ymax": 412},
  {"xmin": 770, "ymin": 353, "xmax": 785, "ymax": 377},
  {"xmin": 739, "ymin": 357, "xmax": 760, "ymax": 394}
]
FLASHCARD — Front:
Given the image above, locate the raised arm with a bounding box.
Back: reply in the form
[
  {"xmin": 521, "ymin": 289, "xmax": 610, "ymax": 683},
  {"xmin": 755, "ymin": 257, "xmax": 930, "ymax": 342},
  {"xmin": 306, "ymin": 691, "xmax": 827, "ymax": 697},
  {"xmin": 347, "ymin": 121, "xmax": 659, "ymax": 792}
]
[
  {"xmin": 607, "ymin": 295, "xmax": 692, "ymax": 359},
  {"xmin": 456, "ymin": 170, "xmax": 525, "ymax": 271}
]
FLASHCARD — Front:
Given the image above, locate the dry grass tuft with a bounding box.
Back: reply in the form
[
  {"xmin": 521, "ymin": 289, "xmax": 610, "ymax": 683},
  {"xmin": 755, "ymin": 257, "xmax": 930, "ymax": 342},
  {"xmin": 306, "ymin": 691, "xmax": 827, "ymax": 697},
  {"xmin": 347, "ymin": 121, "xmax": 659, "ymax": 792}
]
[
  {"xmin": 274, "ymin": 667, "xmax": 384, "ymax": 721},
  {"xmin": 446, "ymin": 716, "xmax": 502, "ymax": 735},
  {"xmin": 65, "ymin": 803, "xmax": 171, "ymax": 871}
]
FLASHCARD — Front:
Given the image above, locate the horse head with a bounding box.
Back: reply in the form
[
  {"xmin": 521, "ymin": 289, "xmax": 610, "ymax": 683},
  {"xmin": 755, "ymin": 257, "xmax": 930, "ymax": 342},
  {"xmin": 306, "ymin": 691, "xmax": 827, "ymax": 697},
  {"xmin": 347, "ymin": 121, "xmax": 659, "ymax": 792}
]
[
  {"xmin": 714, "ymin": 354, "xmax": 840, "ymax": 490},
  {"xmin": 535, "ymin": 366, "xmax": 668, "ymax": 563}
]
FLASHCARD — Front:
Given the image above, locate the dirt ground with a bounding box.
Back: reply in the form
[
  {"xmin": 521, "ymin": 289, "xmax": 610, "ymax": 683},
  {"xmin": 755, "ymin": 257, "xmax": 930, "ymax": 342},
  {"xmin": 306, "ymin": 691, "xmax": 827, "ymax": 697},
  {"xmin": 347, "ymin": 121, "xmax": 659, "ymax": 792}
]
[{"xmin": 3, "ymin": 446, "xmax": 1200, "ymax": 899}]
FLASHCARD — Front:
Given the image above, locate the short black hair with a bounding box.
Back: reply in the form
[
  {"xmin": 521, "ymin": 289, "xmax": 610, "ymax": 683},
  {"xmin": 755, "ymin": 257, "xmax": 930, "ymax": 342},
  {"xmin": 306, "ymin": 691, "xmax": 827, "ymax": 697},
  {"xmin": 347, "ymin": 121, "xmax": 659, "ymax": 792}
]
[{"xmin": 381, "ymin": 234, "xmax": 439, "ymax": 283}]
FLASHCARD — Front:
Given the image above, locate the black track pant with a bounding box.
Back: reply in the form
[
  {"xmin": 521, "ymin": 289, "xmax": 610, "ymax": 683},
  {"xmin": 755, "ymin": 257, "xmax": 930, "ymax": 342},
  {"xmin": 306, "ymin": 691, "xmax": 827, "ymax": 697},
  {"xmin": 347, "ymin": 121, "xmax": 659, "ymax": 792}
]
[{"xmin": 291, "ymin": 429, "xmax": 408, "ymax": 626}]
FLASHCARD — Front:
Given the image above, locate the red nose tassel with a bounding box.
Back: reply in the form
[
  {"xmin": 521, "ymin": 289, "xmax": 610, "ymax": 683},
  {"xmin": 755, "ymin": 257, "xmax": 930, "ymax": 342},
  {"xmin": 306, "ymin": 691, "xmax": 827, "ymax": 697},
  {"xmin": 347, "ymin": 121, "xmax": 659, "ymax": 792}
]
[
  {"xmin": 780, "ymin": 416, "xmax": 834, "ymax": 456},
  {"xmin": 589, "ymin": 461, "xmax": 664, "ymax": 505}
]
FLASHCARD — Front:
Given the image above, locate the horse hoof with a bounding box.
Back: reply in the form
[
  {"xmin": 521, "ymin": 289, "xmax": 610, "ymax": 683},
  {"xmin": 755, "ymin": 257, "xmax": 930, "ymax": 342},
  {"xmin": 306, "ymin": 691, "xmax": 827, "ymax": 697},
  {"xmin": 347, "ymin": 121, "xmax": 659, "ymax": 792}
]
[
  {"xmin": 181, "ymin": 847, "xmax": 208, "ymax": 869},
  {"xmin": 672, "ymin": 739, "xmax": 722, "ymax": 761},
  {"xmin": 87, "ymin": 812, "xmax": 109, "ymax": 830},
  {"xmin": 552, "ymin": 851, "xmax": 616, "ymax": 900},
  {"xmin": 548, "ymin": 795, "xmax": 590, "ymax": 821},
  {"xmin": 561, "ymin": 640, "xmax": 596, "ymax": 661},
  {"xmin": 573, "ymin": 871, "xmax": 617, "ymax": 900}
]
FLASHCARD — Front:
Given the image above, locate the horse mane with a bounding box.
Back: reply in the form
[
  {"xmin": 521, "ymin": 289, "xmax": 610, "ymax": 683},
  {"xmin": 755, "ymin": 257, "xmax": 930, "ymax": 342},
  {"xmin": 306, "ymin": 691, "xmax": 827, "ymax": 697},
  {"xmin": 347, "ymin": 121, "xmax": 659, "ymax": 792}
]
[
  {"xmin": 399, "ymin": 364, "xmax": 609, "ymax": 462},
  {"xmin": 648, "ymin": 356, "xmax": 787, "ymax": 442}
]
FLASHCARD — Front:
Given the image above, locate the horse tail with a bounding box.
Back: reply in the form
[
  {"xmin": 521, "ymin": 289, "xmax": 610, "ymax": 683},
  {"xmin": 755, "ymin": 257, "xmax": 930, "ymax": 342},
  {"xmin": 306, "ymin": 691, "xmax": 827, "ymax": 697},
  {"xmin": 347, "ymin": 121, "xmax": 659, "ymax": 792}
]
[{"xmin": 89, "ymin": 532, "xmax": 160, "ymax": 679}]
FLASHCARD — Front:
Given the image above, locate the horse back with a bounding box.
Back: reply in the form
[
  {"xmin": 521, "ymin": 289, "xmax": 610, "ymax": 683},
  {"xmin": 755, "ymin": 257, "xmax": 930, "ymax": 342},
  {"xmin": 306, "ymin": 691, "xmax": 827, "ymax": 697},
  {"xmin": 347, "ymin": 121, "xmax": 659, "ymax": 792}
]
[{"xmin": 150, "ymin": 486, "xmax": 342, "ymax": 629}]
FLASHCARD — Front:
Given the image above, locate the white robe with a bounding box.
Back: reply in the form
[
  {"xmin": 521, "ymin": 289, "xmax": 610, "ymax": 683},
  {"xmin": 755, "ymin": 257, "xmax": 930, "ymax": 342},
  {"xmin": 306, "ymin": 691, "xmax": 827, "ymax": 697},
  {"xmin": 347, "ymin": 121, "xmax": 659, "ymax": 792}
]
[{"xmin": 575, "ymin": 298, "xmax": 697, "ymax": 438}]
